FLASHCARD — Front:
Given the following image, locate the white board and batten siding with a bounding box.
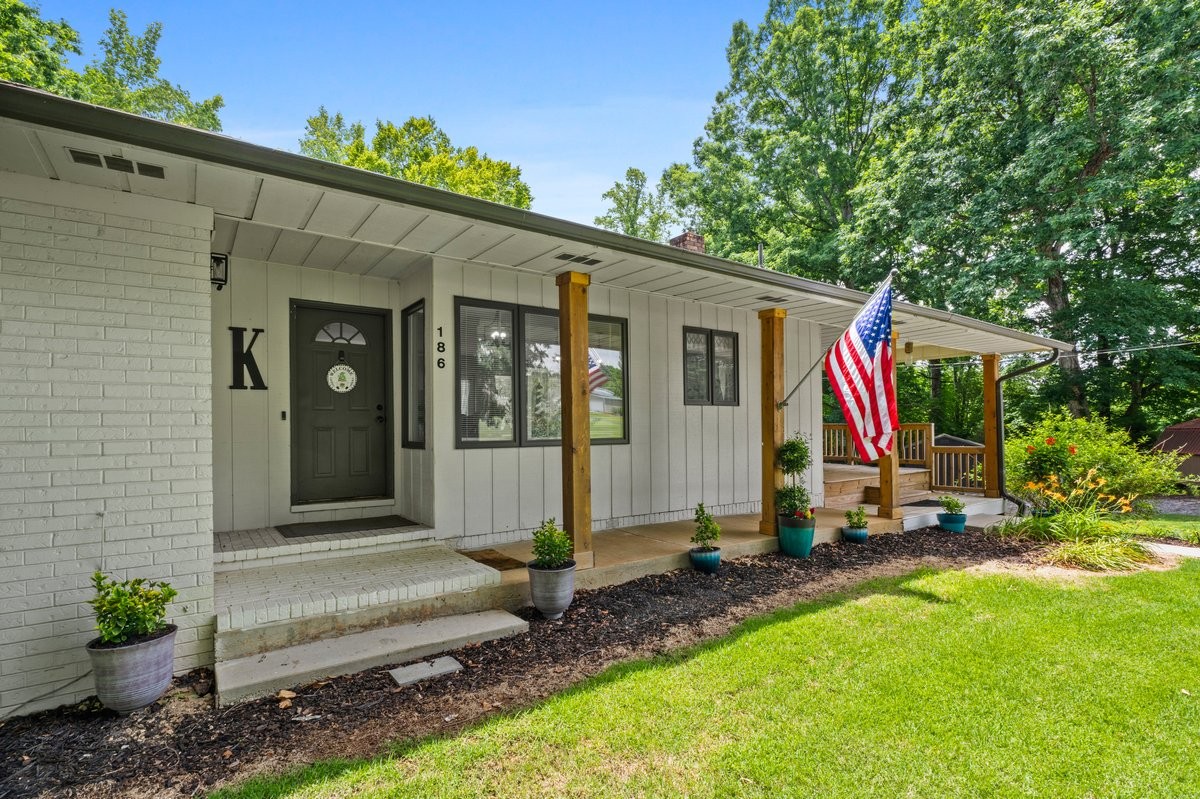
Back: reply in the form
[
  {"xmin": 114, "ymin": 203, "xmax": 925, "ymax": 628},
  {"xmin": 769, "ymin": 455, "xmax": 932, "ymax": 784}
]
[
  {"xmin": 428, "ymin": 258, "xmax": 824, "ymax": 549},
  {"xmin": 211, "ymin": 256, "xmax": 433, "ymax": 533}
]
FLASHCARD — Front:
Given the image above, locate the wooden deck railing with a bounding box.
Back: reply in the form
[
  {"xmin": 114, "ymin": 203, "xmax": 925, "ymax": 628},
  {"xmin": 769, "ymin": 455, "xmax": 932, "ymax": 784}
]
[
  {"xmin": 930, "ymin": 446, "xmax": 987, "ymax": 493},
  {"xmin": 823, "ymin": 423, "xmax": 934, "ymax": 468}
]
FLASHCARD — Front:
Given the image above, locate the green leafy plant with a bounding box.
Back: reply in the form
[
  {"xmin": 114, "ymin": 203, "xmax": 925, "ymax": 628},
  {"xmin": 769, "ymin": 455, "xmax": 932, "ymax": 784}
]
[
  {"xmin": 845, "ymin": 506, "xmax": 869, "ymax": 529},
  {"xmin": 938, "ymin": 495, "xmax": 966, "ymax": 515},
  {"xmin": 1007, "ymin": 412, "xmax": 1185, "ymax": 500},
  {"xmin": 1041, "ymin": 537, "xmax": 1154, "ymax": 572},
  {"xmin": 530, "ymin": 518, "xmax": 572, "ymax": 570},
  {"xmin": 777, "ymin": 435, "xmax": 812, "ymax": 478},
  {"xmin": 89, "ymin": 571, "xmax": 177, "ymax": 645},
  {"xmin": 691, "ymin": 503, "xmax": 721, "ymax": 550},
  {"xmin": 776, "ymin": 433, "xmax": 814, "ymax": 521},
  {"xmin": 775, "ymin": 484, "xmax": 812, "ymax": 518}
]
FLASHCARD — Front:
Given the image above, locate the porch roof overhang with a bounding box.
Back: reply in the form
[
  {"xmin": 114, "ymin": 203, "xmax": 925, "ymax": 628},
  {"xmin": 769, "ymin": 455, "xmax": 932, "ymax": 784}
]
[{"xmin": 0, "ymin": 81, "xmax": 1071, "ymax": 358}]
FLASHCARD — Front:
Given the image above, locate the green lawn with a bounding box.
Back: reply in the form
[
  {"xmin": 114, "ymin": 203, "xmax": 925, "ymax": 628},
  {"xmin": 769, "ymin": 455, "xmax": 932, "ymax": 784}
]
[
  {"xmin": 215, "ymin": 564, "xmax": 1200, "ymax": 799},
  {"xmin": 1124, "ymin": 513, "xmax": 1200, "ymax": 544}
]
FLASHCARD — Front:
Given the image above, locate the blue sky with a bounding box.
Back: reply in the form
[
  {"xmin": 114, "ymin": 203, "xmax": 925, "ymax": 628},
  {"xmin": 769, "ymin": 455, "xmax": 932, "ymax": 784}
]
[{"xmin": 42, "ymin": 1, "xmax": 766, "ymax": 225}]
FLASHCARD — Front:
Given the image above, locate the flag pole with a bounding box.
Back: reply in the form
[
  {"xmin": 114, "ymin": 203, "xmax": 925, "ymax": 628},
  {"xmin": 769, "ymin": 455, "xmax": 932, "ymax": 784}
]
[{"xmin": 775, "ymin": 269, "xmax": 897, "ymax": 411}]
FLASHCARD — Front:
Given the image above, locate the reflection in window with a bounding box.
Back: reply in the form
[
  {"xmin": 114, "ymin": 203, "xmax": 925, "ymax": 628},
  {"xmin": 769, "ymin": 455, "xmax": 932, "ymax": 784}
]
[
  {"xmin": 684, "ymin": 327, "xmax": 739, "ymax": 406},
  {"xmin": 522, "ymin": 312, "xmax": 627, "ymax": 443},
  {"xmin": 457, "ymin": 304, "xmax": 515, "ymax": 444},
  {"xmin": 315, "ymin": 321, "xmax": 367, "ymax": 345},
  {"xmin": 403, "ymin": 302, "xmax": 426, "ymax": 448}
]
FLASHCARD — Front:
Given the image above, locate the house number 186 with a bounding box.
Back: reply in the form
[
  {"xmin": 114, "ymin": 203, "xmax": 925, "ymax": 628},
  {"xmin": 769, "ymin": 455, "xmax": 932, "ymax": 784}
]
[{"xmin": 435, "ymin": 326, "xmax": 446, "ymax": 369}]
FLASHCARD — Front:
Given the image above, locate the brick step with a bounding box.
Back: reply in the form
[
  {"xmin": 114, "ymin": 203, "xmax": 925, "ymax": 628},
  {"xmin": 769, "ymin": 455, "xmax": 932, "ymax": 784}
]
[
  {"xmin": 214, "ymin": 524, "xmax": 437, "ymax": 573},
  {"xmin": 213, "ymin": 545, "xmax": 502, "ymax": 661},
  {"xmin": 215, "ymin": 610, "xmax": 528, "ymax": 706}
]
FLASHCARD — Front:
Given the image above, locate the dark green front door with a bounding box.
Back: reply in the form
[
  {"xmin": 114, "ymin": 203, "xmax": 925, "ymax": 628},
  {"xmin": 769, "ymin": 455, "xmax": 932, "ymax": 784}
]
[{"xmin": 291, "ymin": 302, "xmax": 391, "ymax": 504}]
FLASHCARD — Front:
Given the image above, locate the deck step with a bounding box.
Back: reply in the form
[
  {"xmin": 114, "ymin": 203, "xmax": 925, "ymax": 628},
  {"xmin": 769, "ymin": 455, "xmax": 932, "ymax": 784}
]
[{"xmin": 215, "ymin": 610, "xmax": 528, "ymax": 706}]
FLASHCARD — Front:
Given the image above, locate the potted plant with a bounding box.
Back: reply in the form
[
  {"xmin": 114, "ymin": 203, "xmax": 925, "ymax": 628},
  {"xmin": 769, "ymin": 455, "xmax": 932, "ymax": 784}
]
[
  {"xmin": 776, "ymin": 434, "xmax": 817, "ymax": 557},
  {"xmin": 937, "ymin": 495, "xmax": 968, "ymax": 533},
  {"xmin": 85, "ymin": 571, "xmax": 179, "ymax": 713},
  {"xmin": 689, "ymin": 502, "xmax": 722, "ymax": 574},
  {"xmin": 527, "ymin": 518, "xmax": 576, "ymax": 620},
  {"xmin": 843, "ymin": 506, "xmax": 869, "ymax": 543}
]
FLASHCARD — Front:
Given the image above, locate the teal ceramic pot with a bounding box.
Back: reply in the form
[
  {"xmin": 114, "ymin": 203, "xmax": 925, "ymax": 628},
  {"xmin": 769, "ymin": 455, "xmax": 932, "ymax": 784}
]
[
  {"xmin": 689, "ymin": 547, "xmax": 721, "ymax": 574},
  {"xmin": 778, "ymin": 516, "xmax": 817, "ymax": 558},
  {"xmin": 842, "ymin": 526, "xmax": 869, "ymax": 543},
  {"xmin": 937, "ymin": 512, "xmax": 968, "ymax": 533}
]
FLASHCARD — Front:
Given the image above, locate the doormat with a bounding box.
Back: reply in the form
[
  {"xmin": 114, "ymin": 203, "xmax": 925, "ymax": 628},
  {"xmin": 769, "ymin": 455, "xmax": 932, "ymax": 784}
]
[
  {"xmin": 460, "ymin": 548, "xmax": 527, "ymax": 572},
  {"xmin": 902, "ymin": 499, "xmax": 948, "ymax": 507},
  {"xmin": 275, "ymin": 514, "xmax": 418, "ymax": 539}
]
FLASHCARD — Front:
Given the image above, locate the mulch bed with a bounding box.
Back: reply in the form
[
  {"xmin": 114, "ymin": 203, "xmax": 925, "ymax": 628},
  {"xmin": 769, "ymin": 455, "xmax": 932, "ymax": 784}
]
[{"xmin": 0, "ymin": 527, "xmax": 1039, "ymax": 799}]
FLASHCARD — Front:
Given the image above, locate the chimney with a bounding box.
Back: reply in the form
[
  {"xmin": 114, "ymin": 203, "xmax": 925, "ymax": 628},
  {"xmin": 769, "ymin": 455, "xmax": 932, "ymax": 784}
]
[{"xmin": 668, "ymin": 230, "xmax": 705, "ymax": 254}]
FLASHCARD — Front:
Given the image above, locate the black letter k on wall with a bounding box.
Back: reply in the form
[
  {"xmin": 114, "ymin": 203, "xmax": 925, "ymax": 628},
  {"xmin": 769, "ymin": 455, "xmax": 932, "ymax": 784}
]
[{"xmin": 230, "ymin": 327, "xmax": 267, "ymax": 390}]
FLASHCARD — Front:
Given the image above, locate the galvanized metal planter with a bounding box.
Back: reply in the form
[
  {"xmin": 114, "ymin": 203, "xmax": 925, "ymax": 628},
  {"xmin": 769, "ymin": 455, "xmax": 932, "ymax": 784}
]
[
  {"xmin": 85, "ymin": 624, "xmax": 177, "ymax": 713},
  {"xmin": 527, "ymin": 560, "xmax": 576, "ymax": 620}
]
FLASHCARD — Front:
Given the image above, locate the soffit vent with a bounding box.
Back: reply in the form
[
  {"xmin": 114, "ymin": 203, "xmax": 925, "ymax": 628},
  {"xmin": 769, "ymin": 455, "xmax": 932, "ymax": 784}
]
[
  {"xmin": 104, "ymin": 155, "xmax": 135, "ymax": 174},
  {"xmin": 66, "ymin": 148, "xmax": 166, "ymax": 179},
  {"xmin": 757, "ymin": 294, "xmax": 789, "ymax": 303},
  {"xmin": 68, "ymin": 148, "xmax": 103, "ymax": 167},
  {"xmin": 554, "ymin": 252, "xmax": 602, "ymax": 265}
]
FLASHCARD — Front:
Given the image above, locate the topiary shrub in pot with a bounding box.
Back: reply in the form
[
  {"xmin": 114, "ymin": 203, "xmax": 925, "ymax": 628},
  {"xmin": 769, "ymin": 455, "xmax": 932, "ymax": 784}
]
[
  {"xmin": 937, "ymin": 495, "xmax": 968, "ymax": 533},
  {"xmin": 527, "ymin": 518, "xmax": 576, "ymax": 620},
  {"xmin": 85, "ymin": 571, "xmax": 179, "ymax": 713},
  {"xmin": 843, "ymin": 505, "xmax": 869, "ymax": 543},
  {"xmin": 776, "ymin": 433, "xmax": 817, "ymax": 557},
  {"xmin": 689, "ymin": 502, "xmax": 722, "ymax": 574}
]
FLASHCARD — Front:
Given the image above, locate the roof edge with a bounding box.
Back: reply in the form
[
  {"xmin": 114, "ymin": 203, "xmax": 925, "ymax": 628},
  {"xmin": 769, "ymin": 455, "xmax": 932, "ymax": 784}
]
[{"xmin": 0, "ymin": 81, "xmax": 1073, "ymax": 354}]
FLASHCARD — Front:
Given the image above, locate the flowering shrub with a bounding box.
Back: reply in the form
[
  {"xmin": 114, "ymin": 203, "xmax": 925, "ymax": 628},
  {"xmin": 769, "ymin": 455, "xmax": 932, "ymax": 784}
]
[{"xmin": 1007, "ymin": 412, "xmax": 1184, "ymax": 500}]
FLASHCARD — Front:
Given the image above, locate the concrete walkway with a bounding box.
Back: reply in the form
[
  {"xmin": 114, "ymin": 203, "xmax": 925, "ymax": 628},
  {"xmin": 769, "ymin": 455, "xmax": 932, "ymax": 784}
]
[{"xmin": 1147, "ymin": 541, "xmax": 1200, "ymax": 559}]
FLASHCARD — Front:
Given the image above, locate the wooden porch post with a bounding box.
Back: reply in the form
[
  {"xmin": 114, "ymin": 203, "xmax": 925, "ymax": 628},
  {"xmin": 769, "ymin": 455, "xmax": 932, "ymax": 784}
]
[
  {"xmin": 758, "ymin": 308, "xmax": 786, "ymax": 535},
  {"xmin": 557, "ymin": 271, "xmax": 594, "ymax": 569},
  {"xmin": 877, "ymin": 331, "xmax": 904, "ymax": 519},
  {"xmin": 982, "ymin": 353, "xmax": 1001, "ymax": 498}
]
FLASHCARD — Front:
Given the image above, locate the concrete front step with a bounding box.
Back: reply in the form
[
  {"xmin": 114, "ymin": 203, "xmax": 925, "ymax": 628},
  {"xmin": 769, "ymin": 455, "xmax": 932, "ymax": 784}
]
[
  {"xmin": 213, "ymin": 545, "xmax": 501, "ymax": 660},
  {"xmin": 214, "ymin": 524, "xmax": 437, "ymax": 573},
  {"xmin": 215, "ymin": 610, "xmax": 528, "ymax": 706}
]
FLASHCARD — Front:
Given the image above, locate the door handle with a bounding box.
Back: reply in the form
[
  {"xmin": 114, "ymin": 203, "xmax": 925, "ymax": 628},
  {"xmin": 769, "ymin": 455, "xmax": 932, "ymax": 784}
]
[{"xmin": 376, "ymin": 415, "xmax": 386, "ymax": 423}]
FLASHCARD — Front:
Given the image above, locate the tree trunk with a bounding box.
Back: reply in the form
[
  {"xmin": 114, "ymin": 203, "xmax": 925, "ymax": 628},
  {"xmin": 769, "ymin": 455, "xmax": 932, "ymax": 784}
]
[
  {"xmin": 1044, "ymin": 270, "xmax": 1089, "ymax": 418},
  {"xmin": 929, "ymin": 359, "xmax": 942, "ymax": 431}
]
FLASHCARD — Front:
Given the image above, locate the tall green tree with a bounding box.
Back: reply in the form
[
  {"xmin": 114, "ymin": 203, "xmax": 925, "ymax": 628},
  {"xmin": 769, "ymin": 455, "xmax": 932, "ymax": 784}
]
[
  {"xmin": 0, "ymin": 0, "xmax": 79, "ymax": 93},
  {"xmin": 593, "ymin": 167, "xmax": 674, "ymax": 242},
  {"xmin": 873, "ymin": 0, "xmax": 1200, "ymax": 431},
  {"xmin": 0, "ymin": 3, "xmax": 223, "ymax": 130},
  {"xmin": 667, "ymin": 0, "xmax": 911, "ymax": 286},
  {"xmin": 300, "ymin": 108, "xmax": 532, "ymax": 209}
]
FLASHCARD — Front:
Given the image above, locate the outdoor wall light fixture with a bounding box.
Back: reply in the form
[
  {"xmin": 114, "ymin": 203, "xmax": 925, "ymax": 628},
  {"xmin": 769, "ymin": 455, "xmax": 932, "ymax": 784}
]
[{"xmin": 210, "ymin": 253, "xmax": 229, "ymax": 290}]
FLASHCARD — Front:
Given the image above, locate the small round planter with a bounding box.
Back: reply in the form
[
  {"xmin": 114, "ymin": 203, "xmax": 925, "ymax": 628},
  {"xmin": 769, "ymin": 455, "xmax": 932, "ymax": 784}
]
[
  {"xmin": 527, "ymin": 560, "xmax": 577, "ymax": 620},
  {"xmin": 689, "ymin": 546, "xmax": 722, "ymax": 574},
  {"xmin": 937, "ymin": 512, "xmax": 968, "ymax": 533},
  {"xmin": 778, "ymin": 515, "xmax": 817, "ymax": 558},
  {"xmin": 842, "ymin": 526, "xmax": 869, "ymax": 544},
  {"xmin": 85, "ymin": 624, "xmax": 177, "ymax": 713}
]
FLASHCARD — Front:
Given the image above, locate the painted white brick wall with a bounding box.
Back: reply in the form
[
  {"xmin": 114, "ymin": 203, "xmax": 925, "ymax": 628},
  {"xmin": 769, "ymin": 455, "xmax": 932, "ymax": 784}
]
[{"xmin": 0, "ymin": 174, "xmax": 215, "ymax": 718}]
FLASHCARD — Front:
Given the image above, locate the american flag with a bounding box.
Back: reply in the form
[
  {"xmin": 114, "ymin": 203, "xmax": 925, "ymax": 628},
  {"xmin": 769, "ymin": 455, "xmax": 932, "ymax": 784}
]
[
  {"xmin": 588, "ymin": 350, "xmax": 608, "ymax": 392},
  {"xmin": 824, "ymin": 276, "xmax": 898, "ymax": 462}
]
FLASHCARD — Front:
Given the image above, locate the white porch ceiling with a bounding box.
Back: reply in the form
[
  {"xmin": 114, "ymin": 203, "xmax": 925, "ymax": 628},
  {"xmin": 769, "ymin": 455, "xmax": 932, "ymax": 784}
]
[{"xmin": 0, "ymin": 90, "xmax": 1071, "ymax": 359}]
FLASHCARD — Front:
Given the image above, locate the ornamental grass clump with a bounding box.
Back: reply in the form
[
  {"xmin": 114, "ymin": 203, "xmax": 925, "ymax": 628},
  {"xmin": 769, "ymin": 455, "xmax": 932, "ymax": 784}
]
[
  {"xmin": 530, "ymin": 518, "xmax": 572, "ymax": 569},
  {"xmin": 995, "ymin": 470, "xmax": 1153, "ymax": 570},
  {"xmin": 89, "ymin": 571, "xmax": 177, "ymax": 645}
]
